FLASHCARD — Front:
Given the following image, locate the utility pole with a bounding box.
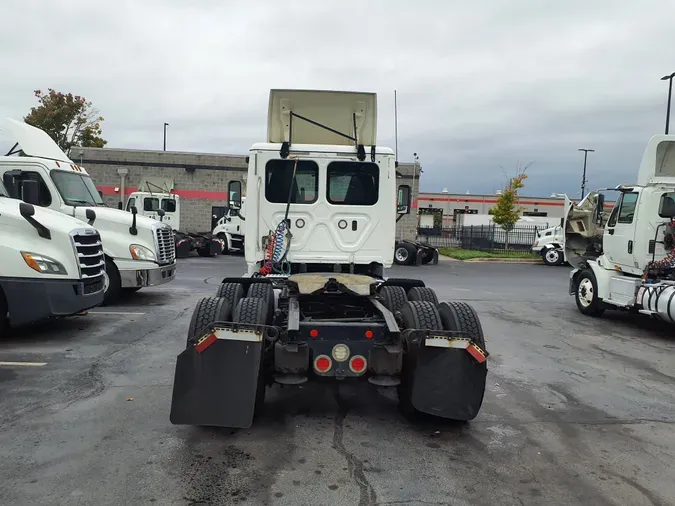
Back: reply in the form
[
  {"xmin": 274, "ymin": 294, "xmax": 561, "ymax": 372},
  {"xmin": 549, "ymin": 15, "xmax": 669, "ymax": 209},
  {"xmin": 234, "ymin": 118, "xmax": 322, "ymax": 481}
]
[
  {"xmin": 578, "ymin": 148, "xmax": 595, "ymax": 199},
  {"xmin": 163, "ymin": 122, "xmax": 169, "ymax": 151},
  {"xmin": 661, "ymin": 72, "xmax": 675, "ymax": 134}
]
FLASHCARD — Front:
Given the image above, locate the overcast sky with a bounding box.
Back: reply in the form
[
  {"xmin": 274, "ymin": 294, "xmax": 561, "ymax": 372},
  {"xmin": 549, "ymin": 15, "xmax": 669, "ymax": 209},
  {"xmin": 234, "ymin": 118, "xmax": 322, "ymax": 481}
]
[{"xmin": 3, "ymin": 0, "xmax": 675, "ymax": 197}]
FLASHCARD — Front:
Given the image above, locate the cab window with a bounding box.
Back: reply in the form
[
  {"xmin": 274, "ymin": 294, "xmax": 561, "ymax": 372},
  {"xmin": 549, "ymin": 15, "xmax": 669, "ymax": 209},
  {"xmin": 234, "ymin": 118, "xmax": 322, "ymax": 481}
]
[
  {"xmin": 126, "ymin": 197, "xmax": 135, "ymax": 211},
  {"xmin": 3, "ymin": 171, "xmax": 52, "ymax": 206},
  {"xmin": 144, "ymin": 197, "xmax": 159, "ymax": 211},
  {"xmin": 327, "ymin": 162, "xmax": 379, "ymax": 206},
  {"xmin": 161, "ymin": 199, "xmax": 176, "ymax": 212},
  {"xmin": 265, "ymin": 160, "xmax": 318, "ymax": 204},
  {"xmin": 617, "ymin": 192, "xmax": 638, "ymax": 224}
]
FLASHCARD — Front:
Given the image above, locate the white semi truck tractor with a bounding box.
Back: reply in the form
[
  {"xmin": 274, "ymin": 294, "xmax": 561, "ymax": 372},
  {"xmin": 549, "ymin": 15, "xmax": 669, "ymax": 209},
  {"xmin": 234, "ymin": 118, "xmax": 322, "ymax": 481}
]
[
  {"xmin": 567, "ymin": 134, "xmax": 675, "ymax": 322},
  {"xmin": 0, "ymin": 118, "xmax": 177, "ymax": 304},
  {"xmin": 170, "ymin": 89, "xmax": 489, "ymax": 429},
  {"xmin": 0, "ymin": 177, "xmax": 105, "ymax": 333}
]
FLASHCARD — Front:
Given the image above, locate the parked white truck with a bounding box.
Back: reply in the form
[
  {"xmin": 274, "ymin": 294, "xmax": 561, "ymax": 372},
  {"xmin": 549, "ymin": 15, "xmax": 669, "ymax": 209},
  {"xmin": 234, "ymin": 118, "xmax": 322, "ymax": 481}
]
[
  {"xmin": 212, "ymin": 197, "xmax": 245, "ymax": 254},
  {"xmin": 0, "ymin": 118, "xmax": 176, "ymax": 304},
  {"xmin": 532, "ymin": 224, "xmax": 566, "ymax": 266},
  {"xmin": 0, "ymin": 177, "xmax": 105, "ymax": 333},
  {"xmin": 567, "ymin": 134, "xmax": 675, "ymax": 322}
]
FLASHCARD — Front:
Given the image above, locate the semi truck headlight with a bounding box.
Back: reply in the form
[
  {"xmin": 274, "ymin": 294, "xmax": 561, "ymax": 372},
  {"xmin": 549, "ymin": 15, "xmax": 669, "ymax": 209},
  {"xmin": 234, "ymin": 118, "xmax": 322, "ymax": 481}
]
[
  {"xmin": 129, "ymin": 244, "xmax": 156, "ymax": 261},
  {"xmin": 21, "ymin": 252, "xmax": 68, "ymax": 275}
]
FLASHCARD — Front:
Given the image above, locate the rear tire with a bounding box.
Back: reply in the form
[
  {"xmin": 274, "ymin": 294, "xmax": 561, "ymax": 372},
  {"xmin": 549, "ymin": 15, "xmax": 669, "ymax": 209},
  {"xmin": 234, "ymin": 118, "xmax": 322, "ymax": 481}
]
[
  {"xmin": 437, "ymin": 302, "xmax": 486, "ymax": 350},
  {"xmin": 379, "ymin": 285, "xmax": 408, "ymax": 313},
  {"xmin": 394, "ymin": 244, "xmax": 410, "ymax": 265},
  {"xmin": 575, "ymin": 269, "xmax": 604, "ymax": 316},
  {"xmin": 397, "ymin": 301, "xmax": 443, "ymax": 417},
  {"xmin": 247, "ymin": 283, "xmax": 275, "ymax": 324},
  {"xmin": 421, "ymin": 249, "xmax": 434, "ymax": 264},
  {"xmin": 216, "ymin": 282, "xmax": 245, "ymax": 311},
  {"xmin": 407, "ymin": 286, "xmax": 439, "ymax": 306},
  {"xmin": 217, "ymin": 233, "xmax": 228, "ymax": 254},
  {"xmin": 233, "ymin": 297, "xmax": 269, "ymax": 416},
  {"xmin": 186, "ymin": 296, "xmax": 232, "ymax": 348}
]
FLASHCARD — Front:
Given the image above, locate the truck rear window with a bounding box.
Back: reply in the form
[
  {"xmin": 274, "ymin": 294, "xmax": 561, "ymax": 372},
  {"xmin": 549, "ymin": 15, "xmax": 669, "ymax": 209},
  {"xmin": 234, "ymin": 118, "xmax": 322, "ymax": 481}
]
[
  {"xmin": 265, "ymin": 160, "xmax": 318, "ymax": 204},
  {"xmin": 327, "ymin": 162, "xmax": 379, "ymax": 206}
]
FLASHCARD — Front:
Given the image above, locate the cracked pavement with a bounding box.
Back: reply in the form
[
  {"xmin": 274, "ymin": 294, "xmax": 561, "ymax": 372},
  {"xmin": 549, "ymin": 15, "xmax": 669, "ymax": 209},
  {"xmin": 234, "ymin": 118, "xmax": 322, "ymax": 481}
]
[{"xmin": 0, "ymin": 256, "xmax": 674, "ymax": 505}]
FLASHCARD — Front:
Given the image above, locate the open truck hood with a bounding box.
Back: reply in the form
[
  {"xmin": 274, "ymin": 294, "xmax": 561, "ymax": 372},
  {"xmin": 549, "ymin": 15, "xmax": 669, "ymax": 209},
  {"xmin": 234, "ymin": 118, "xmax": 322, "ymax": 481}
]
[
  {"xmin": 563, "ymin": 193, "xmax": 605, "ymax": 268},
  {"xmin": 267, "ymin": 89, "xmax": 377, "ymax": 146},
  {"xmin": 1, "ymin": 117, "xmax": 73, "ymax": 163}
]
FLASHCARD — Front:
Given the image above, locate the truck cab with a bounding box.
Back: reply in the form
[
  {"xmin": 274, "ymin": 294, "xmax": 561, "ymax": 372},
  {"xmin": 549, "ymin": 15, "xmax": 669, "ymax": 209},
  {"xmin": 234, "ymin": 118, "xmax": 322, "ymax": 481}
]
[
  {"xmin": 0, "ymin": 118, "xmax": 176, "ymax": 304},
  {"xmin": 0, "ymin": 177, "xmax": 105, "ymax": 332},
  {"xmin": 566, "ymin": 136, "xmax": 675, "ymax": 322},
  {"xmin": 211, "ymin": 197, "xmax": 245, "ymax": 253}
]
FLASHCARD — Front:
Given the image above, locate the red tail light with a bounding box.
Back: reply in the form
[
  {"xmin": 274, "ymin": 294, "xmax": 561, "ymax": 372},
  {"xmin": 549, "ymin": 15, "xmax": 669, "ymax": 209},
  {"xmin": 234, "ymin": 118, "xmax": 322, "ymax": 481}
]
[
  {"xmin": 314, "ymin": 355, "xmax": 332, "ymax": 373},
  {"xmin": 349, "ymin": 355, "xmax": 367, "ymax": 374},
  {"xmin": 309, "ymin": 329, "xmax": 319, "ymax": 338},
  {"xmin": 365, "ymin": 330, "xmax": 374, "ymax": 339}
]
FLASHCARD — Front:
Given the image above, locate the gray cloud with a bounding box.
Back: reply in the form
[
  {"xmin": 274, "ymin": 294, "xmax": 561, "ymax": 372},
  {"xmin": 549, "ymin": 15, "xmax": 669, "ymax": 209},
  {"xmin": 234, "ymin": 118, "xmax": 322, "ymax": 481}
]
[{"xmin": 2, "ymin": 0, "xmax": 674, "ymax": 199}]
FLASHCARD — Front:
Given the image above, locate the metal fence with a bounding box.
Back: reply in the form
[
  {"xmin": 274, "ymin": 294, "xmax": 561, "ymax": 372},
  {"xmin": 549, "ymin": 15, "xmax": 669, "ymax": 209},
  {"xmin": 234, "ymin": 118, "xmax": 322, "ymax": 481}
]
[{"xmin": 417, "ymin": 224, "xmax": 543, "ymax": 253}]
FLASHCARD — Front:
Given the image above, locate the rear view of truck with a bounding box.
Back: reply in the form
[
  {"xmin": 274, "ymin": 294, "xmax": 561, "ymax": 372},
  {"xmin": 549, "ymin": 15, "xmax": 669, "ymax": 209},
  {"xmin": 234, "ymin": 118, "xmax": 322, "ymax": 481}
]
[{"xmin": 0, "ymin": 179, "xmax": 105, "ymax": 333}]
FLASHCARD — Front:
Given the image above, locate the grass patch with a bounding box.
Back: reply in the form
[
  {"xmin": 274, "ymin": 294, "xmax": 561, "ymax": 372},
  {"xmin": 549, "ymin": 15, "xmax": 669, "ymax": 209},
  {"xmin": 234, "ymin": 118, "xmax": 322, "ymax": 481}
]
[{"xmin": 438, "ymin": 248, "xmax": 540, "ymax": 260}]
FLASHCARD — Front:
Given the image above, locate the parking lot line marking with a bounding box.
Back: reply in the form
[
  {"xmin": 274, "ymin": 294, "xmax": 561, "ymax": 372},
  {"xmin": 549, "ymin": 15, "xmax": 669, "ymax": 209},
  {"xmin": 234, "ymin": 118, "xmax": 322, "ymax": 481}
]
[
  {"xmin": 89, "ymin": 311, "xmax": 146, "ymax": 315},
  {"xmin": 0, "ymin": 361, "xmax": 47, "ymax": 367}
]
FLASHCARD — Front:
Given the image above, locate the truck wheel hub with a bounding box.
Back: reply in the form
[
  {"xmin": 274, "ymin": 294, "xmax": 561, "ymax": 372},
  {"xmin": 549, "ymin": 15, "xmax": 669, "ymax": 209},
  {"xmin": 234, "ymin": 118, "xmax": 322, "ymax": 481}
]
[
  {"xmin": 395, "ymin": 247, "xmax": 408, "ymax": 262},
  {"xmin": 546, "ymin": 250, "xmax": 559, "ymax": 263},
  {"xmin": 578, "ymin": 278, "xmax": 594, "ymax": 307}
]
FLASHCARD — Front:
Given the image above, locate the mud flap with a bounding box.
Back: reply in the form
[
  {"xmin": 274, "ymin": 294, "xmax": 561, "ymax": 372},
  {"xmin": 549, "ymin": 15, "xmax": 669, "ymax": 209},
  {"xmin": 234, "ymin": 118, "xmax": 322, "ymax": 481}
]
[
  {"xmin": 410, "ymin": 343, "xmax": 487, "ymax": 421},
  {"xmin": 170, "ymin": 339, "xmax": 262, "ymax": 428}
]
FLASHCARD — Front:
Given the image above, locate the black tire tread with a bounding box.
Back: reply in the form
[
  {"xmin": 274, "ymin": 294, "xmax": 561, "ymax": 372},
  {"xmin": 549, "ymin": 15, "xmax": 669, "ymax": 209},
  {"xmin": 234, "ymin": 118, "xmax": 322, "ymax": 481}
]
[
  {"xmin": 379, "ymin": 285, "xmax": 408, "ymax": 313},
  {"xmin": 187, "ymin": 296, "xmax": 231, "ymax": 346},
  {"xmin": 438, "ymin": 301, "xmax": 486, "ymax": 350},
  {"xmin": 233, "ymin": 297, "xmax": 267, "ymax": 325},
  {"xmin": 399, "ymin": 301, "xmax": 443, "ymax": 330},
  {"xmin": 216, "ymin": 282, "xmax": 245, "ymax": 310},
  {"xmin": 247, "ymin": 283, "xmax": 275, "ymax": 324},
  {"xmin": 407, "ymin": 287, "xmax": 439, "ymax": 306}
]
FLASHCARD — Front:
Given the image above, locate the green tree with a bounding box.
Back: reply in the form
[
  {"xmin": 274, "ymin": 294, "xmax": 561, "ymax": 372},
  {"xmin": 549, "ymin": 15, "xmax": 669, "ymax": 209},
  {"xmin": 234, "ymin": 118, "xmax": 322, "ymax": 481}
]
[
  {"xmin": 490, "ymin": 163, "xmax": 532, "ymax": 249},
  {"xmin": 24, "ymin": 89, "xmax": 107, "ymax": 153}
]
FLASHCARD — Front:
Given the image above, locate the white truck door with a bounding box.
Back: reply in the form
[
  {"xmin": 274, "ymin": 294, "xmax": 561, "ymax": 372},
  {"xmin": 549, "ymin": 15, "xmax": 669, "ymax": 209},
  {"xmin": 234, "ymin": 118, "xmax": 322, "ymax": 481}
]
[{"xmin": 603, "ymin": 190, "xmax": 639, "ymax": 270}]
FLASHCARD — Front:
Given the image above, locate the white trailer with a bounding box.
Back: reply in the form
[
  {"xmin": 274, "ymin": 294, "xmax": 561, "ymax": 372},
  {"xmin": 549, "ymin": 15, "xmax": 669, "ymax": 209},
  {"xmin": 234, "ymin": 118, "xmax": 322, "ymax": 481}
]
[
  {"xmin": 567, "ymin": 134, "xmax": 675, "ymax": 322},
  {"xmin": 0, "ymin": 119, "xmax": 177, "ymax": 304},
  {"xmin": 0, "ymin": 177, "xmax": 105, "ymax": 332}
]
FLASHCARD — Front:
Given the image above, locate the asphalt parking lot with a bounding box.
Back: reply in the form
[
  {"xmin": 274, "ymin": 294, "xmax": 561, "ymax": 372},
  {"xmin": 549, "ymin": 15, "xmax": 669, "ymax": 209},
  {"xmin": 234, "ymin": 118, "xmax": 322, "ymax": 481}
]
[{"xmin": 1, "ymin": 256, "xmax": 675, "ymax": 506}]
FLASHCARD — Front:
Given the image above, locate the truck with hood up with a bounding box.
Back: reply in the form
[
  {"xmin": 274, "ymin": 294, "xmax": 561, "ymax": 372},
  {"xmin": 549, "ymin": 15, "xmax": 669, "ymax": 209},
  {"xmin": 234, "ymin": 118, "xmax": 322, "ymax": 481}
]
[
  {"xmin": 0, "ymin": 118, "xmax": 176, "ymax": 304},
  {"xmin": 566, "ymin": 134, "xmax": 675, "ymax": 323}
]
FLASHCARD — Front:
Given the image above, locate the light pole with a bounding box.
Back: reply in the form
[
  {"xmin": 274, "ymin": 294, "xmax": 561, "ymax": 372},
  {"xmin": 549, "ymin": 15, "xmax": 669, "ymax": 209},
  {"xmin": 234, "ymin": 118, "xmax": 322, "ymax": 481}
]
[
  {"xmin": 661, "ymin": 72, "xmax": 675, "ymax": 134},
  {"xmin": 163, "ymin": 122, "xmax": 169, "ymax": 151},
  {"xmin": 578, "ymin": 148, "xmax": 595, "ymax": 199}
]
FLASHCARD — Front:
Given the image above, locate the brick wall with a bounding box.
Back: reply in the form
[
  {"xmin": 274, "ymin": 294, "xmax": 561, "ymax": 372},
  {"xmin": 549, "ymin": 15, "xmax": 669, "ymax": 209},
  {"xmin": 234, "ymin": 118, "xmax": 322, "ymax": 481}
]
[{"xmin": 75, "ymin": 147, "xmax": 247, "ymax": 233}]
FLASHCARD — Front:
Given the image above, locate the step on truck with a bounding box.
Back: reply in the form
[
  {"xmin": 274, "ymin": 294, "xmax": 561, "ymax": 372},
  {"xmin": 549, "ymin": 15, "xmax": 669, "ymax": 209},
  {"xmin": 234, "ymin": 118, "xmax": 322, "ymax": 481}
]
[
  {"xmin": 567, "ymin": 134, "xmax": 675, "ymax": 322},
  {"xmin": 0, "ymin": 118, "xmax": 177, "ymax": 304},
  {"xmin": 170, "ymin": 89, "xmax": 488, "ymax": 428},
  {"xmin": 126, "ymin": 185, "xmax": 223, "ymax": 259},
  {"xmin": 0, "ymin": 176, "xmax": 105, "ymax": 333}
]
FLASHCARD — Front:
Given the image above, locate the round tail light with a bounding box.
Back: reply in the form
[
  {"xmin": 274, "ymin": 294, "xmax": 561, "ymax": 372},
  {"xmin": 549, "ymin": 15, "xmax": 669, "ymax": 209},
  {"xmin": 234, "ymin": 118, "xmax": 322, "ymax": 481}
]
[
  {"xmin": 349, "ymin": 355, "xmax": 367, "ymax": 374},
  {"xmin": 314, "ymin": 355, "xmax": 332, "ymax": 373}
]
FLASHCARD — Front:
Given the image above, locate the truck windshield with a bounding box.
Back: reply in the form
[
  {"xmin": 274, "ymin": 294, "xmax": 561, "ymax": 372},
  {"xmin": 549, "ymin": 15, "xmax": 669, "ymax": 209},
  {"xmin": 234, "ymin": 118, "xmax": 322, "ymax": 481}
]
[{"xmin": 51, "ymin": 170, "xmax": 105, "ymax": 207}]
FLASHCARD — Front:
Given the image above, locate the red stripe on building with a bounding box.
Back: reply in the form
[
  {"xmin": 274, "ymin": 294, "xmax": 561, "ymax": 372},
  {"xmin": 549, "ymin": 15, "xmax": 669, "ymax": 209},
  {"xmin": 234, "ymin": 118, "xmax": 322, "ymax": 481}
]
[{"xmin": 97, "ymin": 186, "xmax": 229, "ymax": 200}]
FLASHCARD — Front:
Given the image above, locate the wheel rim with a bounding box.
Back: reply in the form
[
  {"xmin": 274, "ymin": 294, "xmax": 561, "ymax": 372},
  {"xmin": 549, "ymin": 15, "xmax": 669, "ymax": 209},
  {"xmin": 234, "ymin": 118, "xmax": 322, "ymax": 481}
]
[
  {"xmin": 102, "ymin": 271, "xmax": 110, "ymax": 294},
  {"xmin": 545, "ymin": 250, "xmax": 560, "ymax": 263},
  {"xmin": 578, "ymin": 277, "xmax": 594, "ymax": 307},
  {"xmin": 395, "ymin": 247, "xmax": 409, "ymax": 262}
]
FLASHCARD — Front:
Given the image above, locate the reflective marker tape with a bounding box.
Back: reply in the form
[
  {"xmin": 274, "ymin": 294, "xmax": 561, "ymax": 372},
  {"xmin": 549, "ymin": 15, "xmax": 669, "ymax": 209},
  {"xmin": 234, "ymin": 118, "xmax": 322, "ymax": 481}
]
[
  {"xmin": 0, "ymin": 361, "xmax": 47, "ymax": 367},
  {"xmin": 425, "ymin": 338, "xmax": 470, "ymax": 349}
]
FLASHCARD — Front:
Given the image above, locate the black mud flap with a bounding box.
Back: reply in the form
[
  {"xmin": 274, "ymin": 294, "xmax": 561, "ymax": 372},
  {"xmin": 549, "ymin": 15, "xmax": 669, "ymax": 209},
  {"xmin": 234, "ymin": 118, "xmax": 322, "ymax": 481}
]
[
  {"xmin": 170, "ymin": 339, "xmax": 262, "ymax": 428},
  {"xmin": 410, "ymin": 344, "xmax": 487, "ymax": 421}
]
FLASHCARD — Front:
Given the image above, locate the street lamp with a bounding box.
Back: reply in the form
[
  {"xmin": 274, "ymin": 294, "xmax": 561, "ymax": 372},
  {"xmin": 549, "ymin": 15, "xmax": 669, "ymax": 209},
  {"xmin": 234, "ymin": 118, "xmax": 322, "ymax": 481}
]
[
  {"xmin": 578, "ymin": 148, "xmax": 595, "ymax": 199},
  {"xmin": 661, "ymin": 72, "xmax": 675, "ymax": 134},
  {"xmin": 163, "ymin": 122, "xmax": 169, "ymax": 151}
]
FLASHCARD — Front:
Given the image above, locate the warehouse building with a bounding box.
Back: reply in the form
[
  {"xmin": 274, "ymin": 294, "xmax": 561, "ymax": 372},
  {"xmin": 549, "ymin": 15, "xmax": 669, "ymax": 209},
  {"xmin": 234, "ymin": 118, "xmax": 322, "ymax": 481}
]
[{"xmin": 75, "ymin": 147, "xmax": 421, "ymax": 239}]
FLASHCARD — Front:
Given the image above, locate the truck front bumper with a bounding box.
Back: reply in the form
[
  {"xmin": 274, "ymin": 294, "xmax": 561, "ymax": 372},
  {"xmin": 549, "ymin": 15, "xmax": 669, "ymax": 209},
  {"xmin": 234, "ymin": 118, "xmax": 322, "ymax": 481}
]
[
  {"xmin": 1, "ymin": 276, "xmax": 105, "ymax": 327},
  {"xmin": 117, "ymin": 260, "xmax": 176, "ymax": 288}
]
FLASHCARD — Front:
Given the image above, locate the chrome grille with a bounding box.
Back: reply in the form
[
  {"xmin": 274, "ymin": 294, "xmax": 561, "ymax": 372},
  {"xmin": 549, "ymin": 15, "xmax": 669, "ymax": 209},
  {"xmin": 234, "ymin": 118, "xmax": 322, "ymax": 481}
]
[
  {"xmin": 71, "ymin": 230, "xmax": 105, "ymax": 280},
  {"xmin": 154, "ymin": 225, "xmax": 176, "ymax": 264}
]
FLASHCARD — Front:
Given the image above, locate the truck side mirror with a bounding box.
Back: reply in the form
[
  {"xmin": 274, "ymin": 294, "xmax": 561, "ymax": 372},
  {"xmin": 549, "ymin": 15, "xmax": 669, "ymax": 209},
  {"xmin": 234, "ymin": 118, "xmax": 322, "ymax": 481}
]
[
  {"xmin": 228, "ymin": 181, "xmax": 242, "ymax": 210},
  {"xmin": 397, "ymin": 185, "xmax": 411, "ymax": 215},
  {"xmin": 20, "ymin": 179, "xmax": 40, "ymax": 205},
  {"xmin": 157, "ymin": 209, "xmax": 165, "ymax": 221},
  {"xmin": 595, "ymin": 194, "xmax": 605, "ymax": 225}
]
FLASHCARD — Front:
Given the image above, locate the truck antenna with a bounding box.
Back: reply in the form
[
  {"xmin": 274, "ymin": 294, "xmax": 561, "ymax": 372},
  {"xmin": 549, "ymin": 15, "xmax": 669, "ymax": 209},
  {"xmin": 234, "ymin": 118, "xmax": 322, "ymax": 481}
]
[{"xmin": 394, "ymin": 90, "xmax": 399, "ymax": 163}]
